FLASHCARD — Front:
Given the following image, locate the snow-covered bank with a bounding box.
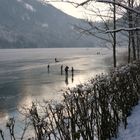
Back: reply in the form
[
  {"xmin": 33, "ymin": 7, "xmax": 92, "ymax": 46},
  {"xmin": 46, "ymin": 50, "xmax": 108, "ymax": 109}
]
[{"xmin": 114, "ymin": 101, "xmax": 140, "ymax": 140}]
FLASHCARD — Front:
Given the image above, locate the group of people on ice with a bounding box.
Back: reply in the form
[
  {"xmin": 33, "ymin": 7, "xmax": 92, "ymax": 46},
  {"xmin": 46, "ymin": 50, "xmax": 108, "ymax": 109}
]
[{"xmin": 47, "ymin": 58, "xmax": 74, "ymax": 85}]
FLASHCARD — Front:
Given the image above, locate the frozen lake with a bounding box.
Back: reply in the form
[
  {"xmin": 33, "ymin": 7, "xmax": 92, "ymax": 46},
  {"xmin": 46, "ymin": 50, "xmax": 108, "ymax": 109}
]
[{"xmin": 0, "ymin": 48, "xmax": 126, "ymax": 124}]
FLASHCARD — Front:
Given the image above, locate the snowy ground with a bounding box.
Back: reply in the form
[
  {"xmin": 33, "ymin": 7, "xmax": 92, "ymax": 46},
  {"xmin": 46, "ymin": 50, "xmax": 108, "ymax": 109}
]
[{"xmin": 114, "ymin": 101, "xmax": 140, "ymax": 140}]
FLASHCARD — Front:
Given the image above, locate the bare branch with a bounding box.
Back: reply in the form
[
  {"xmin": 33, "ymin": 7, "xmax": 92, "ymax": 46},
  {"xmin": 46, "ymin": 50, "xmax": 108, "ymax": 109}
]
[
  {"xmin": 97, "ymin": 0, "xmax": 140, "ymax": 14},
  {"xmin": 106, "ymin": 27, "xmax": 140, "ymax": 33},
  {"xmin": 77, "ymin": 0, "xmax": 91, "ymax": 6},
  {"xmin": 74, "ymin": 24, "xmax": 112, "ymax": 43},
  {"xmin": 0, "ymin": 129, "xmax": 4, "ymax": 140},
  {"xmin": 20, "ymin": 119, "xmax": 30, "ymax": 140}
]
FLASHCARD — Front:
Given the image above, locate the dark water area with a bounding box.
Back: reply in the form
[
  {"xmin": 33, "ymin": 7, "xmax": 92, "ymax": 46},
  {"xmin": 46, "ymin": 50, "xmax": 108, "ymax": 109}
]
[{"xmin": 0, "ymin": 48, "xmax": 126, "ymax": 125}]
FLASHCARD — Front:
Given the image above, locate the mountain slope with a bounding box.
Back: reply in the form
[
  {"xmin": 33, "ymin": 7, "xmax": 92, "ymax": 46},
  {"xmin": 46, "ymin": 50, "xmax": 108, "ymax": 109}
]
[{"xmin": 0, "ymin": 0, "xmax": 99, "ymax": 48}]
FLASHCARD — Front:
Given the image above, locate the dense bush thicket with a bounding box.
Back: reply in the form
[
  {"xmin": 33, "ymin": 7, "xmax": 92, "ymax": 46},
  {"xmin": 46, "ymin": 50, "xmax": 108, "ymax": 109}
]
[{"xmin": 1, "ymin": 61, "xmax": 140, "ymax": 140}]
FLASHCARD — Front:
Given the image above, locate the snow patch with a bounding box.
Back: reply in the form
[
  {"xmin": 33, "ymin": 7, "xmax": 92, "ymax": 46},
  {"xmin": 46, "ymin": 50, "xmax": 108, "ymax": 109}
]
[
  {"xmin": 24, "ymin": 3, "xmax": 36, "ymax": 12},
  {"xmin": 114, "ymin": 102, "xmax": 140, "ymax": 140},
  {"xmin": 41, "ymin": 23, "xmax": 48, "ymax": 28},
  {"xmin": 22, "ymin": 13, "xmax": 30, "ymax": 20},
  {"xmin": 16, "ymin": 0, "xmax": 22, "ymax": 2}
]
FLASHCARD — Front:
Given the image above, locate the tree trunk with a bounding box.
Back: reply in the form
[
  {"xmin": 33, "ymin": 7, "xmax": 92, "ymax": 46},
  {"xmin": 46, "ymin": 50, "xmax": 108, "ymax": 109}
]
[
  {"xmin": 128, "ymin": 0, "xmax": 136, "ymax": 61},
  {"xmin": 113, "ymin": 0, "xmax": 117, "ymax": 67},
  {"xmin": 128, "ymin": 32, "xmax": 131, "ymax": 63}
]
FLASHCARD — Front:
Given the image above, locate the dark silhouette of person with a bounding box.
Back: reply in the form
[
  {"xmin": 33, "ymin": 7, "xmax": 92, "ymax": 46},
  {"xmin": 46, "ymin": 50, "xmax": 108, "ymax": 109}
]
[
  {"xmin": 61, "ymin": 65, "xmax": 63, "ymax": 75},
  {"xmin": 65, "ymin": 66, "xmax": 69, "ymax": 75},
  {"xmin": 64, "ymin": 66, "xmax": 69, "ymax": 85},
  {"xmin": 47, "ymin": 64, "xmax": 50, "ymax": 73},
  {"xmin": 71, "ymin": 67, "xmax": 74, "ymax": 75},
  {"xmin": 71, "ymin": 67, "xmax": 74, "ymax": 83},
  {"xmin": 55, "ymin": 58, "xmax": 59, "ymax": 63}
]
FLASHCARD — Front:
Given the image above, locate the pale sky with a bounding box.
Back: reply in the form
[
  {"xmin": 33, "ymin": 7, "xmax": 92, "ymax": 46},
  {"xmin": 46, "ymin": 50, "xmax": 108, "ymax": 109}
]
[
  {"xmin": 42, "ymin": 0, "xmax": 140, "ymax": 21},
  {"xmin": 42, "ymin": 0, "xmax": 110, "ymax": 21},
  {"xmin": 49, "ymin": 2, "xmax": 86, "ymax": 19}
]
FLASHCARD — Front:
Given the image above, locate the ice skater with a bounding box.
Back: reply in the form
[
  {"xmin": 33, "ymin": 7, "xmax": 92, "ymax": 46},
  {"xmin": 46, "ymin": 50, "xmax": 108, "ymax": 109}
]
[
  {"xmin": 64, "ymin": 66, "xmax": 69, "ymax": 85},
  {"xmin": 55, "ymin": 58, "xmax": 59, "ymax": 63},
  {"xmin": 71, "ymin": 67, "xmax": 74, "ymax": 83},
  {"xmin": 61, "ymin": 65, "xmax": 63, "ymax": 75},
  {"xmin": 47, "ymin": 64, "xmax": 50, "ymax": 73},
  {"xmin": 71, "ymin": 67, "xmax": 74, "ymax": 76},
  {"xmin": 65, "ymin": 66, "xmax": 69, "ymax": 75}
]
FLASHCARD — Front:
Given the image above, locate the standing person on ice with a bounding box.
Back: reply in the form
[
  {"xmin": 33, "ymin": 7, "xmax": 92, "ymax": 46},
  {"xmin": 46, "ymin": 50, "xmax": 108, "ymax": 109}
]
[
  {"xmin": 71, "ymin": 67, "xmax": 74, "ymax": 82},
  {"xmin": 65, "ymin": 66, "xmax": 69, "ymax": 75},
  {"xmin": 61, "ymin": 65, "xmax": 63, "ymax": 75},
  {"xmin": 65, "ymin": 66, "xmax": 69, "ymax": 85}
]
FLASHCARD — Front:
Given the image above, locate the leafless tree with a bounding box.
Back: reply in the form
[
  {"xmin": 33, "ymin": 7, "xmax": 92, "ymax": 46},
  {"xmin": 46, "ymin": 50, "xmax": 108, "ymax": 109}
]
[{"xmin": 65, "ymin": 0, "xmax": 140, "ymax": 65}]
